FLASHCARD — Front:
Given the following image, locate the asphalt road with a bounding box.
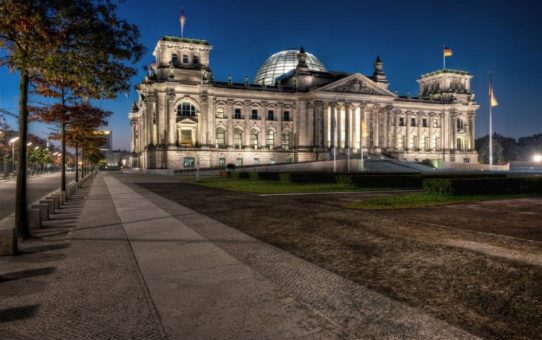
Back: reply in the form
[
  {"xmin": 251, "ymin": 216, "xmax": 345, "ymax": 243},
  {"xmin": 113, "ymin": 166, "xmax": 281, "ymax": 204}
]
[{"xmin": 0, "ymin": 172, "xmax": 75, "ymax": 220}]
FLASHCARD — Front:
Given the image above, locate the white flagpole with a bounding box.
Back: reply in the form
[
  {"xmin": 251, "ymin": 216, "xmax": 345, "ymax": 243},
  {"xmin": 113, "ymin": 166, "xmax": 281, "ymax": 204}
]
[
  {"xmin": 489, "ymin": 71, "xmax": 493, "ymax": 170},
  {"xmin": 443, "ymin": 46, "xmax": 445, "ymax": 69}
]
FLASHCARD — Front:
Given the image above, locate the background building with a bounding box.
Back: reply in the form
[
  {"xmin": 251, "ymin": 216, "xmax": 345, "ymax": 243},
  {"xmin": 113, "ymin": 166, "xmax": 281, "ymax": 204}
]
[{"xmin": 129, "ymin": 35, "xmax": 478, "ymax": 170}]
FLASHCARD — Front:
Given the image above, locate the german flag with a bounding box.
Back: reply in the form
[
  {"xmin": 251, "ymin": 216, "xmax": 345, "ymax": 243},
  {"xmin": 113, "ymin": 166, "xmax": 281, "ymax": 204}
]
[{"xmin": 443, "ymin": 46, "xmax": 453, "ymax": 57}]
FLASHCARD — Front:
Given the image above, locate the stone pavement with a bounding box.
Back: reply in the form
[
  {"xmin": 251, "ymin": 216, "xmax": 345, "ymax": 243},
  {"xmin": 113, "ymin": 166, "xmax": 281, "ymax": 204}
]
[{"xmin": 0, "ymin": 173, "xmax": 478, "ymax": 339}]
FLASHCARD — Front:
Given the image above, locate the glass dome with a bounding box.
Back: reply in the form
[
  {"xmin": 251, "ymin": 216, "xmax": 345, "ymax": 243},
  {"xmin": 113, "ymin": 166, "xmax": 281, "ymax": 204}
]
[{"xmin": 254, "ymin": 49, "xmax": 327, "ymax": 86}]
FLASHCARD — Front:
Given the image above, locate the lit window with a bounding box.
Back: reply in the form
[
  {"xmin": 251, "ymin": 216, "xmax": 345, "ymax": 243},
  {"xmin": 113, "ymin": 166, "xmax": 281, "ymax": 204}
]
[
  {"xmin": 177, "ymin": 102, "xmax": 196, "ymax": 116},
  {"xmin": 183, "ymin": 157, "xmax": 195, "ymax": 168},
  {"xmin": 433, "ymin": 118, "xmax": 439, "ymax": 128},
  {"xmin": 218, "ymin": 158, "xmax": 226, "ymax": 167},
  {"xmin": 266, "ymin": 129, "xmax": 274, "ymax": 149},
  {"xmin": 216, "ymin": 107, "xmax": 224, "ymax": 118},
  {"xmin": 233, "ymin": 129, "xmax": 242, "ymax": 149},
  {"xmin": 267, "ymin": 110, "xmax": 274, "ymax": 120},
  {"xmin": 253, "ymin": 158, "xmax": 260, "ymax": 165},
  {"xmin": 236, "ymin": 158, "xmax": 243, "ymax": 166},
  {"xmin": 251, "ymin": 109, "xmax": 258, "ymax": 120},
  {"xmin": 283, "ymin": 111, "xmax": 290, "ymax": 121},
  {"xmin": 215, "ymin": 128, "xmax": 226, "ymax": 147},
  {"xmin": 234, "ymin": 108, "xmax": 242, "ymax": 119},
  {"xmin": 282, "ymin": 132, "xmax": 290, "ymax": 150},
  {"xmin": 250, "ymin": 130, "xmax": 258, "ymax": 149}
]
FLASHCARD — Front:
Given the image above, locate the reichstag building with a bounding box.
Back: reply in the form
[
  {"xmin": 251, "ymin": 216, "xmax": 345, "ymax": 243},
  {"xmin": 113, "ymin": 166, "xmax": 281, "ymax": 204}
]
[{"xmin": 129, "ymin": 35, "xmax": 479, "ymax": 169}]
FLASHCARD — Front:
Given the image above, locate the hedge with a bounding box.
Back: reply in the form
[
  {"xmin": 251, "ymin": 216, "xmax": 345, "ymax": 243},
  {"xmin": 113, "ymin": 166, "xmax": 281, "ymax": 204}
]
[{"xmin": 423, "ymin": 177, "xmax": 542, "ymax": 195}]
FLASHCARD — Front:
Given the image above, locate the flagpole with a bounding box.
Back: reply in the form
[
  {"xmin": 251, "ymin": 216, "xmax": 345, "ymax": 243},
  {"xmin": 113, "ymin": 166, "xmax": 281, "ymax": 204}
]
[
  {"xmin": 443, "ymin": 45, "xmax": 445, "ymax": 69},
  {"xmin": 489, "ymin": 71, "xmax": 493, "ymax": 170}
]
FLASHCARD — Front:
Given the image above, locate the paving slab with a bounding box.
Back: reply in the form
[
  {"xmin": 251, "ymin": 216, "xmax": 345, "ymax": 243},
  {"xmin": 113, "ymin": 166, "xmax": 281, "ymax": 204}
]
[{"xmin": 106, "ymin": 174, "xmax": 479, "ymax": 339}]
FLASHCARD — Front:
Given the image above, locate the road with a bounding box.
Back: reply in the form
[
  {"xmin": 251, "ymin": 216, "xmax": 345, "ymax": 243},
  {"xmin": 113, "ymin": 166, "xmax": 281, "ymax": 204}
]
[{"xmin": 0, "ymin": 172, "xmax": 75, "ymax": 220}]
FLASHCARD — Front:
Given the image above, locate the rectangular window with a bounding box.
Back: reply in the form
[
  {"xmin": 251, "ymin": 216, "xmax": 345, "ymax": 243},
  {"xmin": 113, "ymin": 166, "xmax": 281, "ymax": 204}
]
[
  {"xmin": 433, "ymin": 119, "xmax": 439, "ymax": 128},
  {"xmin": 267, "ymin": 110, "xmax": 274, "ymax": 120},
  {"xmin": 236, "ymin": 158, "xmax": 243, "ymax": 167},
  {"xmin": 422, "ymin": 118, "xmax": 428, "ymax": 127},
  {"xmin": 233, "ymin": 132, "xmax": 242, "ymax": 149},
  {"xmin": 253, "ymin": 158, "xmax": 260, "ymax": 165},
  {"xmin": 282, "ymin": 133, "xmax": 290, "ymax": 150},
  {"xmin": 463, "ymin": 158, "xmax": 470, "ymax": 164},
  {"xmin": 182, "ymin": 54, "xmax": 189, "ymax": 64},
  {"xmin": 250, "ymin": 132, "xmax": 258, "ymax": 148},
  {"xmin": 411, "ymin": 118, "xmax": 416, "ymax": 127},
  {"xmin": 251, "ymin": 109, "xmax": 258, "ymax": 120},
  {"xmin": 193, "ymin": 55, "xmax": 199, "ymax": 64},
  {"xmin": 218, "ymin": 158, "xmax": 226, "ymax": 168},
  {"xmin": 216, "ymin": 107, "xmax": 224, "ymax": 118},
  {"xmin": 180, "ymin": 130, "xmax": 192, "ymax": 147},
  {"xmin": 234, "ymin": 108, "xmax": 242, "ymax": 119},
  {"xmin": 216, "ymin": 129, "xmax": 226, "ymax": 147},
  {"xmin": 424, "ymin": 137, "xmax": 430, "ymax": 150},
  {"xmin": 283, "ymin": 111, "xmax": 290, "ymax": 121},
  {"xmin": 183, "ymin": 157, "xmax": 195, "ymax": 168},
  {"xmin": 399, "ymin": 117, "xmax": 405, "ymax": 126},
  {"xmin": 269, "ymin": 158, "xmax": 275, "ymax": 165}
]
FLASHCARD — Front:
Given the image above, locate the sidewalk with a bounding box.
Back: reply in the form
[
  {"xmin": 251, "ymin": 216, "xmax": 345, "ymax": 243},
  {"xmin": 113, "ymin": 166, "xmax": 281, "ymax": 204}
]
[{"xmin": 0, "ymin": 173, "xmax": 477, "ymax": 339}]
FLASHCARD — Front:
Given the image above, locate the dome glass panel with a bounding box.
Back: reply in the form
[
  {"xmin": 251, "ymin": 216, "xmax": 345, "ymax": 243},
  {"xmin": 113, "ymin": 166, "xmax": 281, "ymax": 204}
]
[{"xmin": 254, "ymin": 49, "xmax": 326, "ymax": 85}]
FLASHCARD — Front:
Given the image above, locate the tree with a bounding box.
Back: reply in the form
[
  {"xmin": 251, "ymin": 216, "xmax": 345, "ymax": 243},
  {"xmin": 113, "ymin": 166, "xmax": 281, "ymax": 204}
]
[
  {"xmin": 0, "ymin": 0, "xmax": 66, "ymax": 238},
  {"xmin": 32, "ymin": 0, "xmax": 143, "ymax": 197},
  {"xmin": 1, "ymin": 0, "xmax": 143, "ymax": 239}
]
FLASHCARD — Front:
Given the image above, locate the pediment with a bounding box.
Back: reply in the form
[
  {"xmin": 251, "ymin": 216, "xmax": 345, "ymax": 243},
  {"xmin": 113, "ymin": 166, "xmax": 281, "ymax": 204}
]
[
  {"xmin": 315, "ymin": 73, "xmax": 396, "ymax": 97},
  {"xmin": 176, "ymin": 116, "xmax": 198, "ymax": 125}
]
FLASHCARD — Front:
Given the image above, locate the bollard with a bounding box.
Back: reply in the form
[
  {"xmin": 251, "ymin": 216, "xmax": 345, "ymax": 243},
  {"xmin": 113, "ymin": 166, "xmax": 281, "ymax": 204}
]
[
  {"xmin": 32, "ymin": 203, "xmax": 49, "ymax": 221},
  {"xmin": 40, "ymin": 199, "xmax": 55, "ymax": 216},
  {"xmin": 0, "ymin": 215, "xmax": 17, "ymax": 255},
  {"xmin": 27, "ymin": 208, "xmax": 41, "ymax": 230}
]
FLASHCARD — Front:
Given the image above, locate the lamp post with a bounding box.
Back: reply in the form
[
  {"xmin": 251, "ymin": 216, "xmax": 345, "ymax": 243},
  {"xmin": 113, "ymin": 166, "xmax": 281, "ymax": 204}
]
[{"xmin": 9, "ymin": 136, "xmax": 19, "ymax": 173}]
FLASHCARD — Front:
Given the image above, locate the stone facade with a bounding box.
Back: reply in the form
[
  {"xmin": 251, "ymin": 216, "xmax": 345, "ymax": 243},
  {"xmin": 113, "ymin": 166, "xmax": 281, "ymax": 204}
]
[{"xmin": 129, "ymin": 36, "xmax": 479, "ymax": 170}]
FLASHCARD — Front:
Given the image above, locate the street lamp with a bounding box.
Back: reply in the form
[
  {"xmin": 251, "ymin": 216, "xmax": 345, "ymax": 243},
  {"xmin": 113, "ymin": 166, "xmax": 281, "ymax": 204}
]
[
  {"xmin": 533, "ymin": 154, "xmax": 542, "ymax": 163},
  {"xmin": 9, "ymin": 137, "xmax": 19, "ymax": 173}
]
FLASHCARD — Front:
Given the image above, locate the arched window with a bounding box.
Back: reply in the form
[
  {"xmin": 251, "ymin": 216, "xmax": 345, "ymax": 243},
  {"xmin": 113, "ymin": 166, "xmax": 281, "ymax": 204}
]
[
  {"xmin": 215, "ymin": 128, "xmax": 226, "ymax": 147},
  {"xmin": 177, "ymin": 102, "xmax": 196, "ymax": 117},
  {"xmin": 250, "ymin": 130, "xmax": 258, "ymax": 149},
  {"xmin": 216, "ymin": 107, "xmax": 224, "ymax": 118},
  {"xmin": 233, "ymin": 129, "xmax": 243, "ymax": 149},
  {"xmin": 266, "ymin": 129, "xmax": 275, "ymax": 149},
  {"xmin": 282, "ymin": 132, "xmax": 290, "ymax": 150}
]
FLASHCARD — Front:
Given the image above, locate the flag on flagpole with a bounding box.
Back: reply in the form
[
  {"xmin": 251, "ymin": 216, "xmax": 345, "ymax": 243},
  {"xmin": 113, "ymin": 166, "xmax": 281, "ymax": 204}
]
[
  {"xmin": 489, "ymin": 72, "xmax": 498, "ymax": 107},
  {"xmin": 180, "ymin": 7, "xmax": 186, "ymax": 37},
  {"xmin": 443, "ymin": 46, "xmax": 453, "ymax": 57}
]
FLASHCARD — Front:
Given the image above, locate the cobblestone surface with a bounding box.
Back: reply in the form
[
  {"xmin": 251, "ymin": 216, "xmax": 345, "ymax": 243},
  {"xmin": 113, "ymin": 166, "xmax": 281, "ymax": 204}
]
[{"xmin": 0, "ymin": 175, "xmax": 165, "ymax": 340}]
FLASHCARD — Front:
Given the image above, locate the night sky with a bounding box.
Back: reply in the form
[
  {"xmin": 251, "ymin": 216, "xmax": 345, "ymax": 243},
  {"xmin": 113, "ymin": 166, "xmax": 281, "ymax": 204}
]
[{"xmin": 0, "ymin": 0, "xmax": 541, "ymax": 150}]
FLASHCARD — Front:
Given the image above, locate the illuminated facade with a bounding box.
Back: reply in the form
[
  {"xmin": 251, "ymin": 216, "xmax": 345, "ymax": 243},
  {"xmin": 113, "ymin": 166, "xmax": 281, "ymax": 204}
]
[{"xmin": 129, "ymin": 36, "xmax": 478, "ymax": 170}]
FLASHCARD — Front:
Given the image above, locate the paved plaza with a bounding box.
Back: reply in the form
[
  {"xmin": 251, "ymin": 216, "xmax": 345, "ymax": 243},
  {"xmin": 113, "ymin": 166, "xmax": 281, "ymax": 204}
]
[{"xmin": 1, "ymin": 173, "xmax": 541, "ymax": 339}]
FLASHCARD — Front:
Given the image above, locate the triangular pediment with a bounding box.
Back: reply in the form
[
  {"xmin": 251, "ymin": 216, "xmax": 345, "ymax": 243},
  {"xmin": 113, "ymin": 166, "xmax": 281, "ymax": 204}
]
[{"xmin": 314, "ymin": 73, "xmax": 396, "ymax": 97}]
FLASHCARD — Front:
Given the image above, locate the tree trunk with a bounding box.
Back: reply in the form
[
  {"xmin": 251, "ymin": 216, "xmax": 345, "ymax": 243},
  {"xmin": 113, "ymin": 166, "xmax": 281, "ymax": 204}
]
[
  {"xmin": 15, "ymin": 71, "xmax": 30, "ymax": 239},
  {"xmin": 75, "ymin": 141, "xmax": 79, "ymax": 182}
]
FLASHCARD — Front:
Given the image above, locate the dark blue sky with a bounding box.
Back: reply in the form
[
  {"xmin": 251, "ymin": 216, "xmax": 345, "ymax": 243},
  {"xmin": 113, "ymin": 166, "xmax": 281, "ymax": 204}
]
[{"xmin": 1, "ymin": 0, "xmax": 541, "ymax": 149}]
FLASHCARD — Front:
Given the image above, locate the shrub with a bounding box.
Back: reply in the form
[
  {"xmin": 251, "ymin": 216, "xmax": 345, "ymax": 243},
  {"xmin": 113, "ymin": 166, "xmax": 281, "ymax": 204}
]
[
  {"xmin": 255, "ymin": 172, "xmax": 280, "ymax": 181},
  {"xmin": 218, "ymin": 171, "xmax": 231, "ymax": 178},
  {"xmin": 279, "ymin": 173, "xmax": 291, "ymax": 183},
  {"xmin": 288, "ymin": 172, "xmax": 336, "ymax": 183},
  {"xmin": 249, "ymin": 172, "xmax": 259, "ymax": 180},
  {"xmin": 350, "ymin": 174, "xmax": 422, "ymax": 188},
  {"xmin": 423, "ymin": 177, "xmax": 542, "ymax": 195},
  {"xmin": 335, "ymin": 175, "xmax": 353, "ymax": 188},
  {"xmin": 423, "ymin": 178, "xmax": 452, "ymax": 194}
]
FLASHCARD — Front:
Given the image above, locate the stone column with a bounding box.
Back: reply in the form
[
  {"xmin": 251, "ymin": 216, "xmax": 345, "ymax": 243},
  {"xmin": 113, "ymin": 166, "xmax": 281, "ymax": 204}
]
[
  {"xmin": 416, "ymin": 112, "xmax": 422, "ymax": 150},
  {"xmin": 336, "ymin": 104, "xmax": 342, "ymax": 148},
  {"xmin": 276, "ymin": 105, "xmax": 283, "ymax": 149},
  {"xmin": 405, "ymin": 111, "xmax": 411, "ymax": 151},
  {"xmin": 199, "ymin": 93, "xmax": 208, "ymax": 146},
  {"xmin": 227, "ymin": 100, "xmax": 233, "ymax": 147},
  {"xmin": 307, "ymin": 102, "xmax": 314, "ymax": 148},
  {"xmin": 207, "ymin": 97, "xmax": 215, "ymax": 147},
  {"xmin": 428, "ymin": 115, "xmax": 433, "ymax": 150},
  {"xmin": 373, "ymin": 108, "xmax": 379, "ymax": 149},
  {"xmin": 347, "ymin": 104, "xmax": 352, "ymax": 149},
  {"xmin": 393, "ymin": 111, "xmax": 399, "ymax": 150},
  {"xmin": 469, "ymin": 114, "xmax": 475, "ymax": 150},
  {"xmin": 261, "ymin": 104, "xmax": 266, "ymax": 148},
  {"xmin": 323, "ymin": 102, "xmax": 329, "ymax": 148},
  {"xmin": 244, "ymin": 101, "xmax": 250, "ymax": 147},
  {"xmin": 331, "ymin": 102, "xmax": 337, "ymax": 148},
  {"xmin": 167, "ymin": 93, "xmax": 176, "ymax": 145}
]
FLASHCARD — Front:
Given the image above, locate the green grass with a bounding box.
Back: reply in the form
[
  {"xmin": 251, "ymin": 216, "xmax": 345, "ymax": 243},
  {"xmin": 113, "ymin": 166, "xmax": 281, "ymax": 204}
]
[
  {"xmin": 346, "ymin": 192, "xmax": 530, "ymax": 209},
  {"xmin": 195, "ymin": 178, "xmax": 371, "ymax": 194}
]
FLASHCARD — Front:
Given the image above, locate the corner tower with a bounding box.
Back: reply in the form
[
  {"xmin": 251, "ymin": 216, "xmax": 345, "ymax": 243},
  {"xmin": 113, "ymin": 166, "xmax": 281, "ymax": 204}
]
[{"xmin": 151, "ymin": 36, "xmax": 213, "ymax": 84}]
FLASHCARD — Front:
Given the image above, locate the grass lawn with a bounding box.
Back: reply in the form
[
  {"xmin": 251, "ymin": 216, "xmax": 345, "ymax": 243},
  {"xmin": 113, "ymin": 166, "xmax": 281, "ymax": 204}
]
[
  {"xmin": 346, "ymin": 192, "xmax": 530, "ymax": 209},
  {"xmin": 195, "ymin": 178, "xmax": 373, "ymax": 194}
]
